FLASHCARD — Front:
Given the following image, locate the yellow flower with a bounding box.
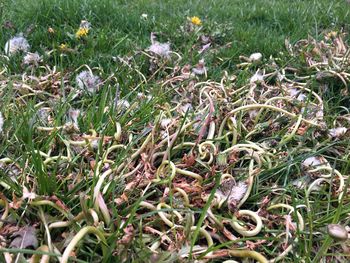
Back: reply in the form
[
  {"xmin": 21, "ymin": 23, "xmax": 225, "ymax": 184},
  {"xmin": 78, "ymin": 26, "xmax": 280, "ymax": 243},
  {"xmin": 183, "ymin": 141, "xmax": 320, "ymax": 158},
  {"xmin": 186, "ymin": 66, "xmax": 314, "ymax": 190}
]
[
  {"xmin": 75, "ymin": 27, "xmax": 89, "ymax": 38},
  {"xmin": 190, "ymin": 16, "xmax": 202, "ymax": 26},
  {"xmin": 326, "ymin": 31, "xmax": 337, "ymax": 39},
  {"xmin": 59, "ymin": 43, "xmax": 68, "ymax": 51}
]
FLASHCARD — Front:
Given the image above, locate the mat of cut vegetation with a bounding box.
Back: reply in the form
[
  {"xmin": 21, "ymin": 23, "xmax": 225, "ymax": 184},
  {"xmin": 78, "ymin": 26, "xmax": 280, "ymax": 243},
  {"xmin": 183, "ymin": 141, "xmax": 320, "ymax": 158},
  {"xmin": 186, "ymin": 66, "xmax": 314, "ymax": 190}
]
[{"xmin": 0, "ymin": 0, "xmax": 350, "ymax": 262}]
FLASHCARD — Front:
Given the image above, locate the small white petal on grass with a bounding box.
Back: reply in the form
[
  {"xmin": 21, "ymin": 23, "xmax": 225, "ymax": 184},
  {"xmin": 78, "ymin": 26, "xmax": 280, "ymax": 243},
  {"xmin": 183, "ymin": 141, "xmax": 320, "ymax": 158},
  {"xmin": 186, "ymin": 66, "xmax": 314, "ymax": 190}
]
[
  {"xmin": 22, "ymin": 186, "xmax": 37, "ymax": 200},
  {"xmin": 249, "ymin": 52, "xmax": 263, "ymax": 62},
  {"xmin": 302, "ymin": 156, "xmax": 328, "ymax": 168},
  {"xmin": 289, "ymin": 88, "xmax": 307, "ymax": 101},
  {"xmin": 160, "ymin": 118, "xmax": 172, "ymax": 129},
  {"xmin": 228, "ymin": 181, "xmax": 248, "ymax": 202},
  {"xmin": 36, "ymin": 108, "xmax": 51, "ymax": 124},
  {"xmin": 179, "ymin": 103, "xmax": 193, "ymax": 114},
  {"xmin": 198, "ymin": 43, "xmax": 211, "ymax": 54},
  {"xmin": 329, "ymin": 127, "xmax": 347, "ymax": 138},
  {"xmin": 141, "ymin": 13, "xmax": 148, "ymax": 19},
  {"xmin": 76, "ymin": 70, "xmax": 101, "ymax": 93},
  {"xmin": 137, "ymin": 92, "xmax": 152, "ymax": 101},
  {"xmin": 192, "ymin": 59, "xmax": 206, "ymax": 75},
  {"xmin": 66, "ymin": 109, "xmax": 80, "ymax": 131},
  {"xmin": 68, "ymin": 109, "xmax": 80, "ymax": 124},
  {"xmin": 4, "ymin": 34, "xmax": 30, "ymax": 55},
  {"xmin": 116, "ymin": 99, "xmax": 130, "ymax": 112},
  {"xmin": 250, "ymin": 71, "xmax": 264, "ymax": 83},
  {"xmin": 217, "ymin": 180, "xmax": 248, "ymax": 210}
]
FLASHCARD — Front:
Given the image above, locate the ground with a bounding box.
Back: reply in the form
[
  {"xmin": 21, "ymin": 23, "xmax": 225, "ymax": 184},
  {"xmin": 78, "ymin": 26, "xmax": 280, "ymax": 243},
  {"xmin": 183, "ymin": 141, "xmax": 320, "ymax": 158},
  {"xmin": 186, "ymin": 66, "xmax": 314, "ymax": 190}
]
[{"xmin": 0, "ymin": 0, "xmax": 350, "ymax": 262}]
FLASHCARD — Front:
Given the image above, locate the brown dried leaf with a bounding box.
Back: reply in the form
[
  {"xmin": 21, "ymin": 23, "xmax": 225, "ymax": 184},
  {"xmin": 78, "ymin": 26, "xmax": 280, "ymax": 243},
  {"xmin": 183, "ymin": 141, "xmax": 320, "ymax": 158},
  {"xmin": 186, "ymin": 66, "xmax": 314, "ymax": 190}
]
[{"xmin": 10, "ymin": 226, "xmax": 38, "ymax": 249}]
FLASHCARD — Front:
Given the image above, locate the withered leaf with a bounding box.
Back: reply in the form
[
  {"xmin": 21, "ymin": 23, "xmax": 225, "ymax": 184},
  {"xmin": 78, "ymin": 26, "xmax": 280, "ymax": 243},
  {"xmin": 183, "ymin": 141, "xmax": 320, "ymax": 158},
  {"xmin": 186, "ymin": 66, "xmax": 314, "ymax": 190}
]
[{"xmin": 10, "ymin": 226, "xmax": 38, "ymax": 249}]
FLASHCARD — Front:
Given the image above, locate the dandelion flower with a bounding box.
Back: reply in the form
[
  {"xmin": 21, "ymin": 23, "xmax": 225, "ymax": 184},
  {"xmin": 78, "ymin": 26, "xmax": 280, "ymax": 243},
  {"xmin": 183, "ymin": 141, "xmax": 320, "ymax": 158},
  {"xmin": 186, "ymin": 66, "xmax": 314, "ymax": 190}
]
[
  {"xmin": 0, "ymin": 112, "xmax": 3, "ymax": 133},
  {"xmin": 76, "ymin": 70, "xmax": 100, "ymax": 93},
  {"xmin": 23, "ymin": 52, "xmax": 42, "ymax": 66},
  {"xmin": 190, "ymin": 16, "xmax": 202, "ymax": 26},
  {"xmin": 4, "ymin": 34, "xmax": 30, "ymax": 55},
  {"xmin": 59, "ymin": 43, "xmax": 69, "ymax": 51},
  {"xmin": 76, "ymin": 27, "xmax": 89, "ymax": 38}
]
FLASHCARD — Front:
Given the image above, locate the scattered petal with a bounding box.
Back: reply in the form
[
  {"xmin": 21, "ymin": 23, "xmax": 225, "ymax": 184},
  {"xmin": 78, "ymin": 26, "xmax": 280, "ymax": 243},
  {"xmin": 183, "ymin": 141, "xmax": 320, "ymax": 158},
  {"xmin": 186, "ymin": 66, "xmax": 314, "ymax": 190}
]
[
  {"xmin": 327, "ymin": 224, "xmax": 348, "ymax": 242},
  {"xmin": 329, "ymin": 127, "xmax": 347, "ymax": 138},
  {"xmin": 250, "ymin": 71, "xmax": 264, "ymax": 84},
  {"xmin": 160, "ymin": 118, "xmax": 172, "ymax": 129},
  {"xmin": 249, "ymin": 52, "xmax": 263, "ymax": 63},
  {"xmin": 198, "ymin": 43, "xmax": 211, "ymax": 54},
  {"xmin": 302, "ymin": 156, "xmax": 328, "ymax": 168},
  {"xmin": 289, "ymin": 88, "xmax": 307, "ymax": 101},
  {"xmin": 179, "ymin": 103, "xmax": 193, "ymax": 114},
  {"xmin": 22, "ymin": 186, "xmax": 37, "ymax": 200},
  {"xmin": 192, "ymin": 59, "xmax": 207, "ymax": 75}
]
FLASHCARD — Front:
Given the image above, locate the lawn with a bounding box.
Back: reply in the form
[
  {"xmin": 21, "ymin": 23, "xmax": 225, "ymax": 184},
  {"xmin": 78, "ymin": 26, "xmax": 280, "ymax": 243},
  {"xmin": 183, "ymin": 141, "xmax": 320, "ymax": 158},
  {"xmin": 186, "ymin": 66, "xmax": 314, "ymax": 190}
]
[{"xmin": 0, "ymin": 0, "xmax": 350, "ymax": 262}]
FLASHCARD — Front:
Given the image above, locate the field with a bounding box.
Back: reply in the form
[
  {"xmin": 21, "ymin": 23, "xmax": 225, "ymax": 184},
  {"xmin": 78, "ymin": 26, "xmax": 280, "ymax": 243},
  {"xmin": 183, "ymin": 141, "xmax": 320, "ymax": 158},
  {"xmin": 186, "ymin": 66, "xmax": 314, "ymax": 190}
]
[{"xmin": 0, "ymin": 0, "xmax": 350, "ymax": 262}]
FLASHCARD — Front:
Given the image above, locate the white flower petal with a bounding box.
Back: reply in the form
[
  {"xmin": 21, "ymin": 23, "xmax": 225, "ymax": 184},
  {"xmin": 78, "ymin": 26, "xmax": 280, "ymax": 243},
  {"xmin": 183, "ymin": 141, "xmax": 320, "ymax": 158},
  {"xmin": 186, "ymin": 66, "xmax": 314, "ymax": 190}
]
[
  {"xmin": 250, "ymin": 72, "xmax": 264, "ymax": 83},
  {"xmin": 249, "ymin": 52, "xmax": 263, "ymax": 62},
  {"xmin": 229, "ymin": 181, "xmax": 248, "ymax": 202},
  {"xmin": 302, "ymin": 156, "xmax": 328, "ymax": 168},
  {"xmin": 329, "ymin": 127, "xmax": 347, "ymax": 138}
]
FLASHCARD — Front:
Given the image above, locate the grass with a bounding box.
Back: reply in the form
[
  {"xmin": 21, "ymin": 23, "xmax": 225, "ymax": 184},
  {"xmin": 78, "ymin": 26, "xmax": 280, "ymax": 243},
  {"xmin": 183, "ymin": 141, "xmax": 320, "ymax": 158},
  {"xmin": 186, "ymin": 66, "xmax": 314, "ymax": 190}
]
[{"xmin": 0, "ymin": 0, "xmax": 350, "ymax": 262}]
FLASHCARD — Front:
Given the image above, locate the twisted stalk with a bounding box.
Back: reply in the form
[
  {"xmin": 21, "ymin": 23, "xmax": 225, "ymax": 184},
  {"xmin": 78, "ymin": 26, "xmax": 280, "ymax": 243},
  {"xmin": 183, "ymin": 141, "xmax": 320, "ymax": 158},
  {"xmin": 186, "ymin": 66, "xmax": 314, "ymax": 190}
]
[
  {"xmin": 60, "ymin": 226, "xmax": 107, "ymax": 263},
  {"xmin": 231, "ymin": 210, "xmax": 263, "ymax": 237}
]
